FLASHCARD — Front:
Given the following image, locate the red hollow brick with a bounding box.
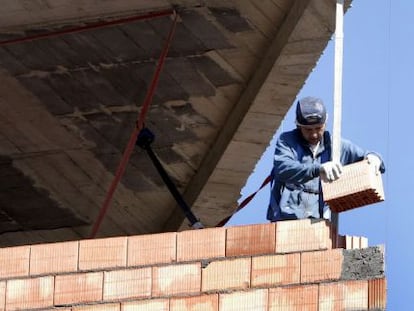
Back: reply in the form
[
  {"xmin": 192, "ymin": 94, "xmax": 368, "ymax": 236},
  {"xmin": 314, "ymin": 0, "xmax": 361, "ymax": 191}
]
[
  {"xmin": 368, "ymin": 278, "xmax": 387, "ymax": 309},
  {"xmin": 202, "ymin": 257, "xmax": 250, "ymax": 292},
  {"xmin": 269, "ymin": 285, "xmax": 318, "ymax": 311},
  {"xmin": 251, "ymin": 253, "xmax": 300, "ymax": 287},
  {"xmin": 170, "ymin": 294, "xmax": 219, "ymax": 311},
  {"xmin": 344, "ymin": 236, "xmax": 368, "ymax": 249},
  {"xmin": 79, "ymin": 236, "xmax": 127, "ymax": 270},
  {"xmin": 301, "ymin": 249, "xmax": 343, "ymax": 283},
  {"xmin": 122, "ymin": 298, "xmax": 169, "ymax": 311},
  {"xmin": 73, "ymin": 303, "xmax": 121, "ymax": 311},
  {"xmin": 322, "ymin": 160, "xmax": 385, "ymax": 213},
  {"xmin": 226, "ymin": 223, "xmax": 276, "ymax": 257},
  {"xmin": 30, "ymin": 240, "xmax": 79, "ymax": 275},
  {"xmin": 219, "ymin": 288, "xmax": 268, "ymax": 311},
  {"xmin": 275, "ymin": 219, "xmax": 331, "ymax": 253},
  {"xmin": 177, "ymin": 227, "xmax": 225, "ymax": 262},
  {"xmin": 54, "ymin": 272, "xmax": 103, "ymax": 305},
  {"xmin": 152, "ymin": 262, "xmax": 201, "ymax": 297},
  {"xmin": 319, "ymin": 280, "xmax": 368, "ymax": 311},
  {"xmin": 0, "ymin": 245, "xmax": 30, "ymax": 279},
  {"xmin": 0, "ymin": 281, "xmax": 4, "ymax": 311},
  {"xmin": 6, "ymin": 276, "xmax": 54, "ymax": 310},
  {"xmin": 127, "ymin": 232, "xmax": 176, "ymax": 267},
  {"xmin": 103, "ymin": 267, "xmax": 151, "ymax": 301}
]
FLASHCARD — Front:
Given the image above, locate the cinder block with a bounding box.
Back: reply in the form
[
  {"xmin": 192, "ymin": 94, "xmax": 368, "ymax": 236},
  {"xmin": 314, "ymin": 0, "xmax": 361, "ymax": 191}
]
[
  {"xmin": 30, "ymin": 240, "xmax": 78, "ymax": 275},
  {"xmin": 177, "ymin": 227, "xmax": 225, "ymax": 261},
  {"xmin": 219, "ymin": 289, "xmax": 268, "ymax": 311},
  {"xmin": 226, "ymin": 223, "xmax": 276, "ymax": 257},
  {"xmin": 322, "ymin": 160, "xmax": 385, "ymax": 213},
  {"xmin": 170, "ymin": 294, "xmax": 219, "ymax": 311},
  {"xmin": 319, "ymin": 280, "xmax": 368, "ymax": 311},
  {"xmin": 6, "ymin": 276, "xmax": 54, "ymax": 310},
  {"xmin": 103, "ymin": 267, "xmax": 151, "ymax": 300},
  {"xmin": 251, "ymin": 253, "xmax": 300, "ymax": 287},
  {"xmin": 202, "ymin": 257, "xmax": 250, "ymax": 292},
  {"xmin": 269, "ymin": 285, "xmax": 318, "ymax": 311},
  {"xmin": 301, "ymin": 249, "xmax": 343, "ymax": 283},
  {"xmin": 275, "ymin": 219, "xmax": 331, "ymax": 253},
  {"xmin": 79, "ymin": 236, "xmax": 127, "ymax": 270},
  {"xmin": 368, "ymin": 278, "xmax": 387, "ymax": 309},
  {"xmin": 128, "ymin": 232, "xmax": 176, "ymax": 267},
  {"xmin": 0, "ymin": 245, "xmax": 30, "ymax": 279},
  {"xmin": 122, "ymin": 299, "xmax": 169, "ymax": 311},
  {"xmin": 73, "ymin": 303, "xmax": 120, "ymax": 311},
  {"xmin": 152, "ymin": 263, "xmax": 201, "ymax": 296},
  {"xmin": 54, "ymin": 272, "xmax": 103, "ymax": 305}
]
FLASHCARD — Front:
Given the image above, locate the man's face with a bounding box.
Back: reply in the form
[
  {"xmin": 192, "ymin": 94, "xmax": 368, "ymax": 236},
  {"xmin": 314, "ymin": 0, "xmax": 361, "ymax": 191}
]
[{"xmin": 298, "ymin": 123, "xmax": 325, "ymax": 145}]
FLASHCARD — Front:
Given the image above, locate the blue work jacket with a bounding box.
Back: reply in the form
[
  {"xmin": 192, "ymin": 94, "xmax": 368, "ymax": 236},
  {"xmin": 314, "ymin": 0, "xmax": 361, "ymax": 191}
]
[{"xmin": 266, "ymin": 129, "xmax": 385, "ymax": 222}]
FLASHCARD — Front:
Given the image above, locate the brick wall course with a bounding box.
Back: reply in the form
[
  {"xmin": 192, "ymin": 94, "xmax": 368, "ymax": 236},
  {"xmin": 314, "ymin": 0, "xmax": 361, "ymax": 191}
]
[
  {"xmin": 0, "ymin": 219, "xmax": 386, "ymax": 310},
  {"xmin": 0, "ymin": 219, "xmax": 334, "ymax": 281}
]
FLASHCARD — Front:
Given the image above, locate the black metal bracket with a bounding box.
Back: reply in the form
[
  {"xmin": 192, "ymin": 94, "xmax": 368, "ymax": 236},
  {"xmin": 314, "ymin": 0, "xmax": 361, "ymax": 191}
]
[{"xmin": 136, "ymin": 128, "xmax": 203, "ymax": 229}]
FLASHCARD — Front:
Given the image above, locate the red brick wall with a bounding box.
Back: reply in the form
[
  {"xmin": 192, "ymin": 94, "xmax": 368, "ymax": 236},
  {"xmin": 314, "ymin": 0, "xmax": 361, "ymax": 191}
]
[{"xmin": 0, "ymin": 219, "xmax": 386, "ymax": 310}]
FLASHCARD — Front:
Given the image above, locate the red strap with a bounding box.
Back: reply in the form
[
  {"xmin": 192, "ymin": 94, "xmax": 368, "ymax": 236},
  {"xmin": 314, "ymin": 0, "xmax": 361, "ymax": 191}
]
[
  {"xmin": 216, "ymin": 174, "xmax": 272, "ymax": 227},
  {"xmin": 89, "ymin": 12, "xmax": 178, "ymax": 238},
  {"xmin": 0, "ymin": 10, "xmax": 173, "ymax": 46}
]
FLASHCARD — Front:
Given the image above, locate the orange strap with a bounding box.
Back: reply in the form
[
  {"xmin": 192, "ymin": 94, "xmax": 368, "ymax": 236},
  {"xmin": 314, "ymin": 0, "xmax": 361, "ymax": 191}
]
[
  {"xmin": 216, "ymin": 174, "xmax": 272, "ymax": 227},
  {"xmin": 89, "ymin": 12, "xmax": 178, "ymax": 238}
]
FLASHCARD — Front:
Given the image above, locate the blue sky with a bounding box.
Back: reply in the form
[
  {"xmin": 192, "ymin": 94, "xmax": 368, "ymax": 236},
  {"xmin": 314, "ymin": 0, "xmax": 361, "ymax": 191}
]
[{"xmin": 226, "ymin": 1, "xmax": 411, "ymax": 309}]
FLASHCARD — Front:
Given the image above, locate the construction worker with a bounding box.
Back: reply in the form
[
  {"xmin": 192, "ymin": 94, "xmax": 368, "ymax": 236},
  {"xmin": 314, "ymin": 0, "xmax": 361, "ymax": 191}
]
[{"xmin": 266, "ymin": 96, "xmax": 385, "ymax": 222}]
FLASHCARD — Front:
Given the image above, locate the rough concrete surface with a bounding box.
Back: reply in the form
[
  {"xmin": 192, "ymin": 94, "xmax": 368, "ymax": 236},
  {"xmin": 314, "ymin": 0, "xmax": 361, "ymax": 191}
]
[{"xmin": 342, "ymin": 246, "xmax": 385, "ymax": 280}]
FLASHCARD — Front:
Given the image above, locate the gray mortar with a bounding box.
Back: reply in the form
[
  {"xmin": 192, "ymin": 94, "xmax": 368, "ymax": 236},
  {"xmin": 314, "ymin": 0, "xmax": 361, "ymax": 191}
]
[{"xmin": 341, "ymin": 246, "xmax": 385, "ymax": 280}]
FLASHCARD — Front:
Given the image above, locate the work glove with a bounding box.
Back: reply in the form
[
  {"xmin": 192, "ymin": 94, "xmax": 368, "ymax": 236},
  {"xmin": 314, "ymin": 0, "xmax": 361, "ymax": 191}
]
[
  {"xmin": 366, "ymin": 154, "xmax": 382, "ymax": 173},
  {"xmin": 320, "ymin": 161, "xmax": 343, "ymax": 182}
]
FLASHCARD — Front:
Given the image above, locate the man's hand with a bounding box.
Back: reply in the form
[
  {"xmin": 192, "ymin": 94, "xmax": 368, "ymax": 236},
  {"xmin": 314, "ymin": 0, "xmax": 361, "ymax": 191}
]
[
  {"xmin": 366, "ymin": 154, "xmax": 382, "ymax": 173},
  {"xmin": 320, "ymin": 161, "xmax": 343, "ymax": 182}
]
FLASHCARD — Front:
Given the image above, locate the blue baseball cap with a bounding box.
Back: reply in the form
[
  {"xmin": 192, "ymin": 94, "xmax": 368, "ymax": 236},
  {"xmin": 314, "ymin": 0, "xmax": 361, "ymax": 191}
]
[{"xmin": 295, "ymin": 96, "xmax": 327, "ymax": 126}]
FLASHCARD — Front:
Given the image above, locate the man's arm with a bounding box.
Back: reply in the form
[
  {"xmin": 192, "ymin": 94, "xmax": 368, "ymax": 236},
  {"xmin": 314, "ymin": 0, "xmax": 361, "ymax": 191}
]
[
  {"xmin": 341, "ymin": 139, "xmax": 386, "ymax": 173},
  {"xmin": 273, "ymin": 136, "xmax": 320, "ymax": 183}
]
